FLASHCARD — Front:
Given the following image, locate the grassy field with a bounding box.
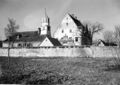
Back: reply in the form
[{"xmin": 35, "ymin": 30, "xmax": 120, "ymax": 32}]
[{"xmin": 0, "ymin": 57, "xmax": 120, "ymax": 85}]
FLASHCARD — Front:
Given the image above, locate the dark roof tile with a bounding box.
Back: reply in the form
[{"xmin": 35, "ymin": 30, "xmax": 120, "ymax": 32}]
[
  {"xmin": 47, "ymin": 37, "xmax": 62, "ymax": 46},
  {"xmin": 3, "ymin": 31, "xmax": 46, "ymax": 42},
  {"xmin": 68, "ymin": 14, "xmax": 83, "ymax": 27}
]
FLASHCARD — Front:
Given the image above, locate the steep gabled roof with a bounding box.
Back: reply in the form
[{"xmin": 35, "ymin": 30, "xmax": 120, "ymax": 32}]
[
  {"xmin": 3, "ymin": 35, "xmax": 46, "ymax": 42},
  {"xmin": 3, "ymin": 31, "xmax": 46, "ymax": 42},
  {"xmin": 68, "ymin": 14, "xmax": 83, "ymax": 27},
  {"xmin": 15, "ymin": 31, "xmax": 38, "ymax": 37},
  {"xmin": 15, "ymin": 35, "xmax": 46, "ymax": 42},
  {"xmin": 101, "ymin": 40, "xmax": 117, "ymax": 46},
  {"xmin": 47, "ymin": 37, "xmax": 62, "ymax": 46},
  {"xmin": 94, "ymin": 39, "xmax": 117, "ymax": 46}
]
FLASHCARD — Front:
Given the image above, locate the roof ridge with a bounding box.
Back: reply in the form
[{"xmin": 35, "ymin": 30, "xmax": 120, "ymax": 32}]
[{"xmin": 67, "ymin": 14, "xmax": 82, "ymax": 27}]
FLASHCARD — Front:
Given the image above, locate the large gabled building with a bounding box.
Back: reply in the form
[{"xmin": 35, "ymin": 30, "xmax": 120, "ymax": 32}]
[{"xmin": 54, "ymin": 13, "xmax": 90, "ymax": 46}]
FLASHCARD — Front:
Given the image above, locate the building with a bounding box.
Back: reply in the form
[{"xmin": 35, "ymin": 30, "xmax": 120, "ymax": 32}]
[
  {"xmin": 99, "ymin": 40, "xmax": 117, "ymax": 46},
  {"xmin": 92, "ymin": 39, "xmax": 105, "ymax": 46},
  {"xmin": 3, "ymin": 10, "xmax": 61, "ymax": 47},
  {"xmin": 54, "ymin": 13, "xmax": 90, "ymax": 46},
  {"xmin": 92, "ymin": 39, "xmax": 117, "ymax": 46}
]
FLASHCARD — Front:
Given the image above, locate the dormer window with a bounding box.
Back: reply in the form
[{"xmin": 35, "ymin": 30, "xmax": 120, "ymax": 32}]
[{"xmin": 16, "ymin": 35, "xmax": 21, "ymax": 40}]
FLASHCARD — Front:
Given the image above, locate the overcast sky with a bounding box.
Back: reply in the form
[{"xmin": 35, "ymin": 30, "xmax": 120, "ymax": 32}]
[{"xmin": 0, "ymin": 0, "xmax": 120, "ymax": 39}]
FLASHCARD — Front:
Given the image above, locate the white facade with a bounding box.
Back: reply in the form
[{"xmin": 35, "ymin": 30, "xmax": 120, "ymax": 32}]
[
  {"xmin": 54, "ymin": 14, "xmax": 83, "ymax": 46},
  {"xmin": 40, "ymin": 37, "xmax": 53, "ymax": 46},
  {"xmin": 3, "ymin": 43, "xmax": 9, "ymax": 47}
]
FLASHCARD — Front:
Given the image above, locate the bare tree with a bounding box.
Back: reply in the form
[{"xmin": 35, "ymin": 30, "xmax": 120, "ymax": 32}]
[
  {"xmin": 112, "ymin": 26, "xmax": 120, "ymax": 69},
  {"xmin": 5, "ymin": 18, "xmax": 19, "ymax": 38},
  {"xmin": 4, "ymin": 18, "xmax": 19, "ymax": 58},
  {"xmin": 114, "ymin": 25, "xmax": 120, "ymax": 46},
  {"xmin": 4, "ymin": 18, "xmax": 19, "ymax": 47},
  {"xmin": 103, "ymin": 31, "xmax": 115, "ymax": 44},
  {"xmin": 83, "ymin": 22, "xmax": 104, "ymax": 44}
]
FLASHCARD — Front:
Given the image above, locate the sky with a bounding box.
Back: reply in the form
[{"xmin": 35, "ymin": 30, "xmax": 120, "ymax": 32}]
[{"xmin": 0, "ymin": 0, "xmax": 120, "ymax": 40}]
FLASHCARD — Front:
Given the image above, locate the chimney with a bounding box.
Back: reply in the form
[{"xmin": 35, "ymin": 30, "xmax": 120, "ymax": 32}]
[{"xmin": 71, "ymin": 14, "xmax": 77, "ymax": 19}]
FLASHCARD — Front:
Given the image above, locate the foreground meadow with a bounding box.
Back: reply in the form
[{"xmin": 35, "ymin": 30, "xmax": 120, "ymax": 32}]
[{"xmin": 0, "ymin": 57, "xmax": 120, "ymax": 85}]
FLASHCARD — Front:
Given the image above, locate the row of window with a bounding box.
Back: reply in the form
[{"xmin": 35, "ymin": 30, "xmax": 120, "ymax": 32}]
[
  {"xmin": 61, "ymin": 29, "xmax": 72, "ymax": 33},
  {"xmin": 61, "ymin": 36, "xmax": 79, "ymax": 42},
  {"xmin": 18, "ymin": 43, "xmax": 33, "ymax": 47}
]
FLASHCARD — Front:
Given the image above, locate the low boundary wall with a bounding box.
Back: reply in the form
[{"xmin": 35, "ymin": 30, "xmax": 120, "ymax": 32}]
[
  {"xmin": 0, "ymin": 46, "xmax": 119, "ymax": 57},
  {"xmin": 91, "ymin": 46, "xmax": 120, "ymax": 58}
]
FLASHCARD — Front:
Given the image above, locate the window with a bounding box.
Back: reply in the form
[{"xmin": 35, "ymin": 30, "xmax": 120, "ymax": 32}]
[
  {"xmin": 62, "ymin": 30, "xmax": 64, "ymax": 33},
  {"xmin": 23, "ymin": 43, "xmax": 27, "ymax": 47},
  {"xmin": 16, "ymin": 35, "xmax": 22, "ymax": 40},
  {"xmin": 18, "ymin": 43, "xmax": 22, "ymax": 47},
  {"xmin": 27, "ymin": 43, "xmax": 32, "ymax": 47},
  {"xmin": 29, "ymin": 43, "xmax": 33, "ymax": 47},
  {"xmin": 25, "ymin": 43, "xmax": 27, "ymax": 47},
  {"xmin": 66, "ymin": 23, "xmax": 68, "ymax": 26},
  {"xmin": 42, "ymin": 27, "xmax": 45, "ymax": 30},
  {"xmin": 66, "ymin": 17, "xmax": 68, "ymax": 20},
  {"xmin": 48, "ymin": 27, "xmax": 50, "ymax": 31},
  {"xmin": 69, "ymin": 37, "xmax": 72, "ymax": 39},
  {"xmin": 70, "ymin": 29, "xmax": 72, "ymax": 33},
  {"xmin": 16, "ymin": 36, "xmax": 19, "ymax": 40},
  {"xmin": 75, "ymin": 37, "xmax": 78, "ymax": 42}
]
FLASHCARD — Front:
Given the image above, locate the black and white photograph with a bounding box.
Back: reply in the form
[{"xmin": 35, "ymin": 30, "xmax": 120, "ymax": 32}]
[{"xmin": 0, "ymin": 0, "xmax": 120, "ymax": 84}]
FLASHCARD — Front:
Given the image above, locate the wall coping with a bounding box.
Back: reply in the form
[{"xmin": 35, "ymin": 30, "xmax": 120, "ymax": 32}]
[{"xmin": 0, "ymin": 46, "xmax": 119, "ymax": 49}]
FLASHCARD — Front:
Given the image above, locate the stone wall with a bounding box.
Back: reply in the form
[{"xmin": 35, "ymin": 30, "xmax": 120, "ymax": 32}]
[
  {"xmin": 0, "ymin": 46, "xmax": 90, "ymax": 57},
  {"xmin": 91, "ymin": 46, "xmax": 120, "ymax": 58},
  {"xmin": 0, "ymin": 46, "xmax": 120, "ymax": 57},
  {"xmin": 0, "ymin": 48, "xmax": 8, "ymax": 56}
]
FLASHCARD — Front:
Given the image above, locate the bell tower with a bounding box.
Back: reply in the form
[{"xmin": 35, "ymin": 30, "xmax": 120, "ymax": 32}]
[{"xmin": 40, "ymin": 8, "xmax": 51, "ymax": 36}]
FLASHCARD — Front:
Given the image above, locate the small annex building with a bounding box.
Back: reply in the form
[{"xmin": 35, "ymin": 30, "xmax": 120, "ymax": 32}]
[
  {"xmin": 93, "ymin": 39, "xmax": 117, "ymax": 46},
  {"xmin": 93, "ymin": 39, "xmax": 105, "ymax": 46}
]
